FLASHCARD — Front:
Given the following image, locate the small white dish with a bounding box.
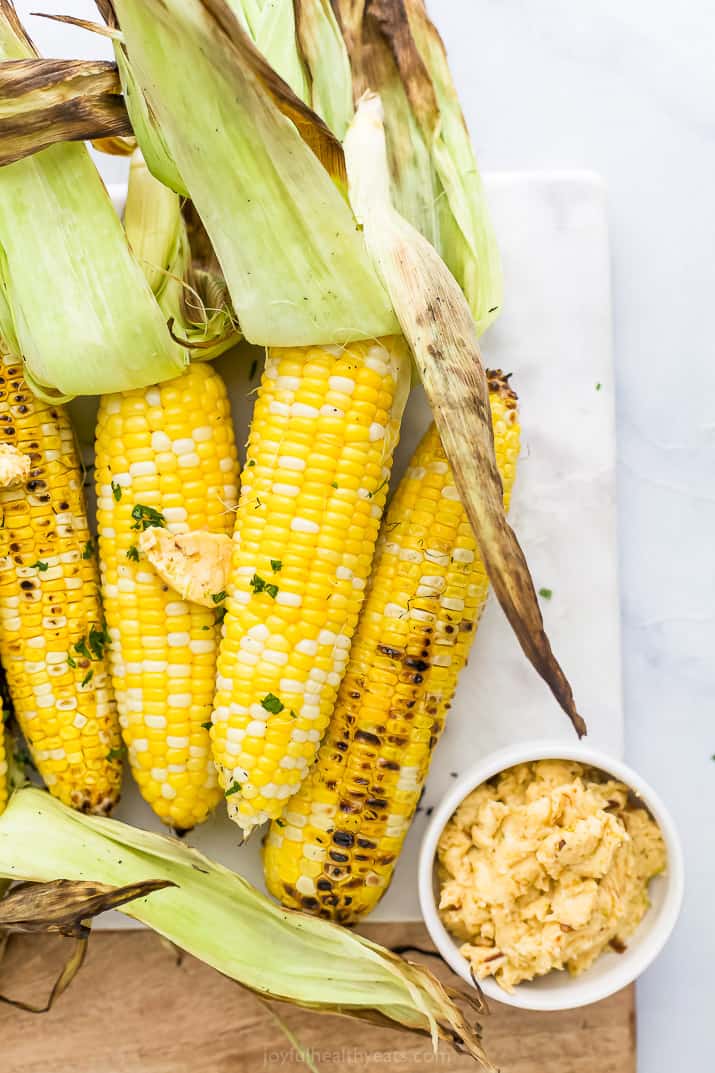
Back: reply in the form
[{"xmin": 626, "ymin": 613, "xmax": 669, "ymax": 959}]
[{"xmin": 418, "ymin": 740, "xmax": 684, "ymax": 1011}]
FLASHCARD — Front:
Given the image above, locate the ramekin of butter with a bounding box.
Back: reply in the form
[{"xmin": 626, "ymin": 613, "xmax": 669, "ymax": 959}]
[{"xmin": 418, "ymin": 741, "xmax": 683, "ymax": 1011}]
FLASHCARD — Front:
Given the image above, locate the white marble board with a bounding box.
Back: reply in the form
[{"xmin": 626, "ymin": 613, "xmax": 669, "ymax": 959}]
[{"xmin": 85, "ymin": 170, "xmax": 620, "ymax": 924}]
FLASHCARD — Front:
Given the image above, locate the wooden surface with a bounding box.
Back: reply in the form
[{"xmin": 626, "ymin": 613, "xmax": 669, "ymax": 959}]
[{"xmin": 0, "ymin": 924, "xmax": 635, "ymax": 1073}]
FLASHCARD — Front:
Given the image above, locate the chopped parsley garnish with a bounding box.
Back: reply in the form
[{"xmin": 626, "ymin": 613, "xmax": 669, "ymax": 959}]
[
  {"xmin": 130, "ymin": 504, "xmax": 166, "ymax": 531},
  {"xmin": 82, "ymin": 540, "xmax": 95, "ymax": 560},
  {"xmin": 270, "ymin": 559, "xmax": 282, "ymax": 573},
  {"xmin": 369, "ymin": 477, "xmax": 389, "ymax": 500},
  {"xmin": 81, "ymin": 669, "xmax": 94, "ymax": 688},
  {"xmin": 596, "ymin": 382, "xmax": 602, "ymax": 391},
  {"xmin": 106, "ymin": 745, "xmax": 126, "ymax": 763},
  {"xmin": 212, "ymin": 590, "xmax": 227, "ymax": 604},
  {"xmin": 66, "ymin": 653, "xmax": 77, "ymax": 669},
  {"xmin": 289, "ymin": 709, "xmax": 298, "ymax": 719},
  {"xmin": 250, "ymin": 574, "xmax": 279, "ymax": 599},
  {"xmin": 73, "ymin": 638, "xmax": 91, "ymax": 660},
  {"xmin": 111, "ymin": 480, "xmax": 122, "ymax": 502},
  {"xmin": 261, "ymin": 693, "xmax": 284, "ymax": 714},
  {"xmin": 201, "ymin": 721, "xmax": 213, "ymax": 731},
  {"xmin": 88, "ymin": 623, "xmax": 111, "ymax": 660},
  {"xmin": 73, "ymin": 625, "xmax": 111, "ymax": 664},
  {"xmin": 247, "ymin": 459, "xmax": 256, "ymax": 468},
  {"xmin": 31, "ymin": 560, "xmax": 48, "ymax": 572},
  {"xmin": 224, "ymin": 781, "xmax": 241, "ymax": 796},
  {"xmin": 275, "ymin": 818, "xmax": 286, "ymax": 827},
  {"xmin": 538, "ymin": 587, "xmax": 553, "ymax": 600},
  {"xmin": 331, "ymin": 481, "xmax": 338, "ymax": 489},
  {"xmin": 214, "ymin": 606, "xmax": 227, "ymax": 626},
  {"xmin": 126, "ymin": 545, "xmax": 139, "ymax": 562}
]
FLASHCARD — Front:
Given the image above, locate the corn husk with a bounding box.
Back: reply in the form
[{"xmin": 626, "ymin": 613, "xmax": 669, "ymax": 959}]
[
  {"xmin": 0, "ymin": 0, "xmax": 184, "ymax": 399},
  {"xmin": 0, "ymin": 877, "xmax": 172, "ymax": 1013},
  {"xmin": 0, "ymin": 788, "xmax": 494, "ymax": 1068},
  {"xmin": 293, "ymin": 0, "xmax": 355, "ymax": 138},
  {"xmin": 114, "ymin": 43, "xmax": 188, "ymax": 195},
  {"xmin": 124, "ymin": 151, "xmax": 239, "ymax": 361},
  {"xmin": 345, "ymin": 94, "xmax": 585, "ymax": 735},
  {"xmin": 109, "ymin": 0, "xmax": 398, "ymax": 345},
  {"xmin": 0, "ymin": 57, "xmax": 131, "ymax": 165},
  {"xmin": 234, "ymin": 0, "xmax": 311, "ymax": 100},
  {"xmin": 333, "ymin": 0, "xmax": 501, "ymax": 334}
]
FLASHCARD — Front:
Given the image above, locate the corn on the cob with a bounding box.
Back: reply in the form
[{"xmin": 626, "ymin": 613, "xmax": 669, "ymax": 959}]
[
  {"xmin": 263, "ymin": 372, "xmax": 520, "ymax": 920},
  {"xmin": 95, "ymin": 362, "xmax": 239, "ymax": 830},
  {"xmin": 0, "ymin": 350, "xmax": 121, "ymax": 813},
  {"xmin": 211, "ymin": 337, "xmax": 411, "ymax": 833}
]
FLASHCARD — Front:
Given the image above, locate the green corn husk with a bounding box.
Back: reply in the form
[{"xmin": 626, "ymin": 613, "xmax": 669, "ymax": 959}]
[
  {"xmin": 344, "ymin": 94, "xmax": 585, "ymax": 735},
  {"xmin": 124, "ymin": 151, "xmax": 239, "ymax": 361},
  {"xmin": 0, "ymin": 788, "xmax": 494, "ymax": 1068},
  {"xmin": 332, "ymin": 0, "xmax": 502, "ymax": 334},
  {"xmin": 114, "ymin": 44, "xmax": 188, "ymax": 195},
  {"xmin": 109, "ymin": 0, "xmax": 398, "ymax": 345},
  {"xmin": 234, "ymin": 0, "xmax": 310, "ymax": 101},
  {"xmin": 236, "ymin": 0, "xmax": 354, "ymax": 138},
  {"xmin": 0, "ymin": 0, "xmax": 184, "ymax": 399}
]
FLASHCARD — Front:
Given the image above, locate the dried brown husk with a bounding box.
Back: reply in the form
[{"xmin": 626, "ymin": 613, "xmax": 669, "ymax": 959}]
[
  {"xmin": 0, "ymin": 57, "xmax": 131, "ymax": 165},
  {"xmin": 345, "ymin": 95, "xmax": 585, "ymax": 735},
  {"xmin": 0, "ymin": 877, "xmax": 175, "ymax": 936},
  {"xmin": 0, "ymin": 877, "xmax": 174, "ymax": 1013}
]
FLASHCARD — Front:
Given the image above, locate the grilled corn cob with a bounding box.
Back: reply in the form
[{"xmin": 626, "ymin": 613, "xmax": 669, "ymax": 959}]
[
  {"xmin": 263, "ymin": 372, "xmax": 519, "ymax": 920},
  {"xmin": 95, "ymin": 362, "xmax": 239, "ymax": 830},
  {"xmin": 212, "ymin": 337, "xmax": 411, "ymax": 833},
  {"xmin": 0, "ymin": 350, "xmax": 121, "ymax": 813}
]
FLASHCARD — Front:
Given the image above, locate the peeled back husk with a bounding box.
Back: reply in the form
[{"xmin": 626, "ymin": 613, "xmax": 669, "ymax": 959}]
[
  {"xmin": 0, "ymin": 0, "xmax": 184, "ymax": 399},
  {"xmin": 332, "ymin": 0, "xmax": 502, "ymax": 335},
  {"xmin": 109, "ymin": 0, "xmax": 399, "ymax": 345},
  {"xmin": 124, "ymin": 151, "xmax": 239, "ymax": 361},
  {"xmin": 345, "ymin": 94, "xmax": 585, "ymax": 736},
  {"xmin": 0, "ymin": 788, "xmax": 494, "ymax": 1069}
]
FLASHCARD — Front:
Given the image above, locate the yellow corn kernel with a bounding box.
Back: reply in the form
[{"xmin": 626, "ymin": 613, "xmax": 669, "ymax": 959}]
[
  {"xmin": 95, "ymin": 363, "xmax": 239, "ymax": 830},
  {"xmin": 212, "ymin": 337, "xmax": 411, "ymax": 833},
  {"xmin": 264, "ymin": 372, "xmax": 520, "ymax": 920},
  {"xmin": 0, "ymin": 351, "xmax": 121, "ymax": 813}
]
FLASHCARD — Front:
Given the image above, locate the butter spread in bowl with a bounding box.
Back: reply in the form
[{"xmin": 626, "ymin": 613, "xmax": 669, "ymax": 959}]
[{"xmin": 436, "ymin": 759, "xmax": 667, "ymax": 992}]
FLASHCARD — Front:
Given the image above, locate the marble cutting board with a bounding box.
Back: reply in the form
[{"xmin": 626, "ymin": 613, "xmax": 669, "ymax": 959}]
[{"xmin": 85, "ymin": 170, "xmax": 620, "ymax": 924}]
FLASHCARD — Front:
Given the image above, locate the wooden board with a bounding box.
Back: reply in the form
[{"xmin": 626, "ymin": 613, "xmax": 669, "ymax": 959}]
[{"xmin": 0, "ymin": 926, "xmax": 635, "ymax": 1073}]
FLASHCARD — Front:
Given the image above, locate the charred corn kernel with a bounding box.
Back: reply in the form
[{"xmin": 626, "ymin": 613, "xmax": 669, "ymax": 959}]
[
  {"xmin": 212, "ymin": 338, "xmax": 411, "ymax": 833},
  {"xmin": 264, "ymin": 372, "xmax": 520, "ymax": 920},
  {"xmin": 95, "ymin": 363, "xmax": 239, "ymax": 830},
  {"xmin": 0, "ymin": 351, "xmax": 121, "ymax": 814}
]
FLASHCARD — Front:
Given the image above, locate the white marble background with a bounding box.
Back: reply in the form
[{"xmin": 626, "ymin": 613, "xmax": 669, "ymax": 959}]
[{"xmin": 12, "ymin": 2, "xmax": 715, "ymax": 1071}]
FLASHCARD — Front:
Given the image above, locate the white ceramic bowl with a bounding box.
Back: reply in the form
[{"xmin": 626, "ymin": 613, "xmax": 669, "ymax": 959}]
[{"xmin": 418, "ymin": 740, "xmax": 684, "ymax": 1011}]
